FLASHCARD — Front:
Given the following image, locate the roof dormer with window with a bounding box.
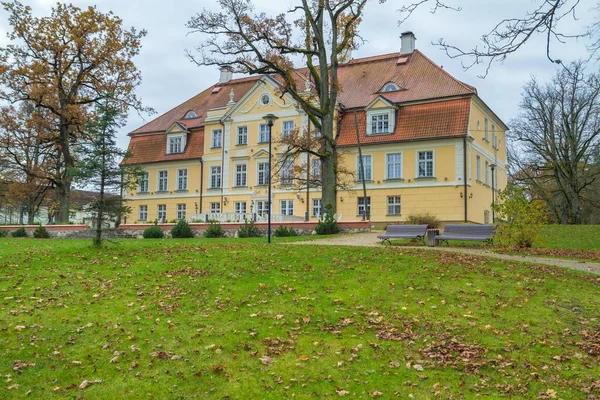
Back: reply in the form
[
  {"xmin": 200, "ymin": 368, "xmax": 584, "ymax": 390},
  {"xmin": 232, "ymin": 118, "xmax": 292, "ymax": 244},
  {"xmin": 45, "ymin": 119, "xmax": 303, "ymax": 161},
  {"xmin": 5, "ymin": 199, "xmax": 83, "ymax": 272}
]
[
  {"xmin": 165, "ymin": 122, "xmax": 189, "ymax": 154},
  {"xmin": 365, "ymin": 96, "xmax": 396, "ymax": 136}
]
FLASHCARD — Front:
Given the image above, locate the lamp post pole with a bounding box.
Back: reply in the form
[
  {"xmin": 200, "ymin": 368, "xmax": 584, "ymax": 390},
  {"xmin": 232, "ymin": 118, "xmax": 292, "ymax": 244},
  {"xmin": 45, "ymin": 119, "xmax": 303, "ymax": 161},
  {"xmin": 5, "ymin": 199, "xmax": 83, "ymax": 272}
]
[
  {"xmin": 490, "ymin": 164, "xmax": 496, "ymax": 224},
  {"xmin": 263, "ymin": 114, "xmax": 278, "ymax": 243}
]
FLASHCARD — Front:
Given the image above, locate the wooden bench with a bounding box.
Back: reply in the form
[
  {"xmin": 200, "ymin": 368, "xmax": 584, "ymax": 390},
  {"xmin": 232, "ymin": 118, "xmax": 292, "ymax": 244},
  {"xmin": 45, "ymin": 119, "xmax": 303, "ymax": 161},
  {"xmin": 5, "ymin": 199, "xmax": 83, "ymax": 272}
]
[
  {"xmin": 377, "ymin": 224, "xmax": 428, "ymax": 245},
  {"xmin": 435, "ymin": 224, "xmax": 497, "ymax": 246}
]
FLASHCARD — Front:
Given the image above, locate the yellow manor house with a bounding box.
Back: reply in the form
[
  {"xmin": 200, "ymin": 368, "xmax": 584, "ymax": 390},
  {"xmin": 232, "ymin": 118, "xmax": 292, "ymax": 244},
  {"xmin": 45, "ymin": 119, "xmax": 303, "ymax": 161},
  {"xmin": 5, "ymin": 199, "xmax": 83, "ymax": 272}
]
[{"xmin": 122, "ymin": 33, "xmax": 507, "ymax": 226}]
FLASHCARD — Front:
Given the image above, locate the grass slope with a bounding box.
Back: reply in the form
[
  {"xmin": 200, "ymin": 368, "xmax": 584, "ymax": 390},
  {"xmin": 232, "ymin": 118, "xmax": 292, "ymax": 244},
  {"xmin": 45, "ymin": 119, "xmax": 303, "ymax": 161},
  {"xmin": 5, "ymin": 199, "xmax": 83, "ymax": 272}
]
[
  {"xmin": 536, "ymin": 225, "xmax": 600, "ymax": 250},
  {"xmin": 0, "ymin": 238, "xmax": 599, "ymax": 399}
]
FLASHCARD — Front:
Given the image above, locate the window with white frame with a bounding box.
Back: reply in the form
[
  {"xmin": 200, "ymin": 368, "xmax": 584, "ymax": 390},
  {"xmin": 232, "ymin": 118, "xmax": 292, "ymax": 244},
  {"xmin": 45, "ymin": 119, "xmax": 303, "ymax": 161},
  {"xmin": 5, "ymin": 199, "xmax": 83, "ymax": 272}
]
[
  {"xmin": 237, "ymin": 126, "xmax": 248, "ymax": 145},
  {"xmin": 476, "ymin": 155, "xmax": 482, "ymax": 181},
  {"xmin": 257, "ymin": 162, "xmax": 269, "ymax": 186},
  {"xmin": 357, "ymin": 155, "xmax": 372, "ymax": 181},
  {"xmin": 138, "ymin": 172, "xmax": 149, "ymax": 192},
  {"xmin": 184, "ymin": 111, "xmax": 197, "ymax": 119},
  {"xmin": 282, "ymin": 121, "xmax": 295, "ymax": 138},
  {"xmin": 259, "ymin": 124, "xmax": 269, "ymax": 143},
  {"xmin": 168, "ymin": 136, "xmax": 183, "ymax": 154},
  {"xmin": 210, "ymin": 166, "xmax": 222, "ymax": 188},
  {"xmin": 235, "ymin": 164, "xmax": 247, "ymax": 187},
  {"xmin": 366, "ymin": 109, "xmax": 395, "ymax": 135},
  {"xmin": 211, "ymin": 129, "xmax": 222, "ymax": 148},
  {"xmin": 492, "ymin": 125, "xmax": 497, "ymax": 148},
  {"xmin": 312, "ymin": 199, "xmax": 322, "ymax": 217},
  {"xmin": 417, "ymin": 151, "xmax": 434, "ymax": 178},
  {"xmin": 210, "ymin": 202, "xmax": 220, "ymax": 213},
  {"xmin": 382, "ymin": 82, "xmax": 400, "ymax": 92},
  {"xmin": 177, "ymin": 204, "xmax": 186, "ymax": 220},
  {"xmin": 139, "ymin": 205, "xmax": 148, "ymax": 221},
  {"xmin": 157, "ymin": 205, "xmax": 166, "ymax": 222},
  {"xmin": 158, "ymin": 170, "xmax": 168, "ymax": 191},
  {"xmin": 281, "ymin": 160, "xmax": 294, "ymax": 185},
  {"xmin": 234, "ymin": 201, "xmax": 247, "ymax": 214},
  {"xmin": 484, "ymin": 118, "xmax": 489, "ymax": 141},
  {"xmin": 256, "ymin": 200, "xmax": 269, "ymax": 217},
  {"xmin": 177, "ymin": 169, "xmax": 188, "ymax": 190},
  {"xmin": 280, "ymin": 200, "xmax": 294, "ymax": 216},
  {"xmin": 386, "ymin": 153, "xmax": 402, "ymax": 179},
  {"xmin": 485, "ymin": 161, "xmax": 489, "ymax": 185},
  {"xmin": 387, "ymin": 196, "xmax": 401, "ymax": 215},
  {"xmin": 312, "ymin": 128, "xmax": 321, "ymax": 138},
  {"xmin": 357, "ymin": 197, "xmax": 371, "ymax": 217},
  {"xmin": 311, "ymin": 158, "xmax": 321, "ymax": 179}
]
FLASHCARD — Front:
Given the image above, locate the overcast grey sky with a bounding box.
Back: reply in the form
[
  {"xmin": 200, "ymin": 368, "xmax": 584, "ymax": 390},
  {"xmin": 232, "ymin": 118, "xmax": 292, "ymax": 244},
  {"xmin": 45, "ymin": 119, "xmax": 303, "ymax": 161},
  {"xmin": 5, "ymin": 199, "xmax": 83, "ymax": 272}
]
[{"xmin": 0, "ymin": 0, "xmax": 596, "ymax": 150}]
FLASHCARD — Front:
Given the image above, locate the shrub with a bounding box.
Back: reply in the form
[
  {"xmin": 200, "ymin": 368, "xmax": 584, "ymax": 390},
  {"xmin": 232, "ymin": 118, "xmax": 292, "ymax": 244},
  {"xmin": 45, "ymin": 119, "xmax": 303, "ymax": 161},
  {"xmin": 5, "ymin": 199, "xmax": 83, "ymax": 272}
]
[
  {"xmin": 406, "ymin": 212, "xmax": 440, "ymax": 229},
  {"xmin": 204, "ymin": 221, "xmax": 225, "ymax": 238},
  {"xmin": 33, "ymin": 225, "xmax": 50, "ymax": 239},
  {"xmin": 0, "ymin": 230, "xmax": 8, "ymax": 237},
  {"xmin": 171, "ymin": 219, "xmax": 194, "ymax": 238},
  {"xmin": 493, "ymin": 184, "xmax": 547, "ymax": 248},
  {"xmin": 274, "ymin": 224, "xmax": 297, "ymax": 237},
  {"xmin": 143, "ymin": 222, "xmax": 164, "ymax": 239},
  {"xmin": 238, "ymin": 219, "xmax": 261, "ymax": 238},
  {"xmin": 315, "ymin": 211, "xmax": 340, "ymax": 235},
  {"xmin": 11, "ymin": 227, "xmax": 28, "ymax": 237}
]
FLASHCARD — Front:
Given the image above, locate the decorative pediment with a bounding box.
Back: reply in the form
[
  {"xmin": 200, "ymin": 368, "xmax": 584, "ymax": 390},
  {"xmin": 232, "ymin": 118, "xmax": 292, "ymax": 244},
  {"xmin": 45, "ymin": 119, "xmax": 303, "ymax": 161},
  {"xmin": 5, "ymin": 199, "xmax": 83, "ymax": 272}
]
[
  {"xmin": 165, "ymin": 122, "xmax": 190, "ymax": 134},
  {"xmin": 365, "ymin": 96, "xmax": 395, "ymax": 110},
  {"xmin": 253, "ymin": 149, "xmax": 270, "ymax": 159}
]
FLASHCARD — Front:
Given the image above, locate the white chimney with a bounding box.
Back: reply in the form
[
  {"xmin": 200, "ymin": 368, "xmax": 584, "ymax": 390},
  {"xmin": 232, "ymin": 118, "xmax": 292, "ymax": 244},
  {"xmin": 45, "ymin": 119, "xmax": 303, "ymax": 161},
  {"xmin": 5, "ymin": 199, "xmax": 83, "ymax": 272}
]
[
  {"xmin": 400, "ymin": 31, "xmax": 416, "ymax": 55},
  {"xmin": 219, "ymin": 66, "xmax": 233, "ymax": 84}
]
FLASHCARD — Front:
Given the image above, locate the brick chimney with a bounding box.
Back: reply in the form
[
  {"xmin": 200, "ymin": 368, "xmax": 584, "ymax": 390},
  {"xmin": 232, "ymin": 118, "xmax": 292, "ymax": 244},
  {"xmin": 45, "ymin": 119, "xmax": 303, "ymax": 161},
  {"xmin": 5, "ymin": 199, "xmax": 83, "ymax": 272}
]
[
  {"xmin": 400, "ymin": 31, "xmax": 416, "ymax": 55},
  {"xmin": 219, "ymin": 66, "xmax": 233, "ymax": 84}
]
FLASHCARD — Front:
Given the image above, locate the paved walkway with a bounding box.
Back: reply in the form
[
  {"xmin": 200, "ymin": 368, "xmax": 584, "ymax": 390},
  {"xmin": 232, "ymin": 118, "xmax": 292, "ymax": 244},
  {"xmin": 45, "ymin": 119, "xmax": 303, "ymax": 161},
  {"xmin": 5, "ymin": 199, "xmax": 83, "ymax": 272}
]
[{"xmin": 292, "ymin": 232, "xmax": 600, "ymax": 276}]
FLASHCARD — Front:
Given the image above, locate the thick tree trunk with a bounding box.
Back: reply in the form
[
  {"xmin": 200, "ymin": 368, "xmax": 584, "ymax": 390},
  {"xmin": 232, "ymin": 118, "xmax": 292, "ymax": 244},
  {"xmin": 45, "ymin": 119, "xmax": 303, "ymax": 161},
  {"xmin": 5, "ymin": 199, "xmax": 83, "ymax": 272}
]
[
  {"xmin": 320, "ymin": 112, "xmax": 337, "ymax": 214},
  {"xmin": 26, "ymin": 200, "xmax": 35, "ymax": 224},
  {"xmin": 56, "ymin": 119, "xmax": 73, "ymax": 224}
]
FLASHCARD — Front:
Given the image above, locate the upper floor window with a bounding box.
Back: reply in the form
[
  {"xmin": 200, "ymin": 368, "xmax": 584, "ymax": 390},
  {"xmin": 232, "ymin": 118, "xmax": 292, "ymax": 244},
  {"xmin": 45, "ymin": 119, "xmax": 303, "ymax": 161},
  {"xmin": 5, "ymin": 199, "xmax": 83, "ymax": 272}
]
[
  {"xmin": 281, "ymin": 160, "xmax": 294, "ymax": 185},
  {"xmin": 212, "ymin": 129, "xmax": 222, "ymax": 148},
  {"xmin": 138, "ymin": 172, "xmax": 149, "ymax": 192},
  {"xmin": 168, "ymin": 136, "xmax": 183, "ymax": 154},
  {"xmin": 158, "ymin": 170, "xmax": 168, "ymax": 191},
  {"xmin": 210, "ymin": 166, "xmax": 222, "ymax": 189},
  {"xmin": 476, "ymin": 155, "xmax": 482, "ymax": 181},
  {"xmin": 261, "ymin": 94, "xmax": 270, "ymax": 105},
  {"xmin": 235, "ymin": 164, "xmax": 247, "ymax": 187},
  {"xmin": 417, "ymin": 151, "xmax": 434, "ymax": 178},
  {"xmin": 282, "ymin": 121, "xmax": 295, "ymax": 138},
  {"xmin": 183, "ymin": 110, "xmax": 198, "ymax": 119},
  {"xmin": 357, "ymin": 155, "xmax": 372, "ymax": 181},
  {"xmin": 311, "ymin": 158, "xmax": 321, "ymax": 179},
  {"xmin": 257, "ymin": 162, "xmax": 269, "ymax": 186},
  {"xmin": 259, "ymin": 124, "xmax": 269, "ymax": 143},
  {"xmin": 484, "ymin": 118, "xmax": 489, "ymax": 141},
  {"xmin": 177, "ymin": 169, "xmax": 188, "ymax": 191},
  {"xmin": 492, "ymin": 125, "xmax": 497, "ymax": 148},
  {"xmin": 386, "ymin": 153, "xmax": 402, "ymax": 179},
  {"xmin": 237, "ymin": 126, "xmax": 248, "ymax": 145}
]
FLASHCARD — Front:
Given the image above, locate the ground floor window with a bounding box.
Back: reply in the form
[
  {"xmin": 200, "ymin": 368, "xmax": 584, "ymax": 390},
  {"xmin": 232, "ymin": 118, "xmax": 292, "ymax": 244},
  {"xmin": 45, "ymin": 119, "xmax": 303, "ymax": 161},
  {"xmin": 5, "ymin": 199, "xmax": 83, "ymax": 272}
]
[
  {"xmin": 177, "ymin": 204, "xmax": 186, "ymax": 220},
  {"xmin": 235, "ymin": 201, "xmax": 247, "ymax": 214},
  {"xmin": 387, "ymin": 196, "xmax": 401, "ymax": 215},
  {"xmin": 157, "ymin": 204, "xmax": 166, "ymax": 222},
  {"xmin": 210, "ymin": 202, "xmax": 220, "ymax": 213},
  {"xmin": 280, "ymin": 200, "xmax": 294, "ymax": 216},
  {"xmin": 139, "ymin": 205, "xmax": 147, "ymax": 221},
  {"xmin": 357, "ymin": 197, "xmax": 371, "ymax": 217},
  {"xmin": 256, "ymin": 200, "xmax": 269, "ymax": 217},
  {"xmin": 312, "ymin": 199, "xmax": 322, "ymax": 217}
]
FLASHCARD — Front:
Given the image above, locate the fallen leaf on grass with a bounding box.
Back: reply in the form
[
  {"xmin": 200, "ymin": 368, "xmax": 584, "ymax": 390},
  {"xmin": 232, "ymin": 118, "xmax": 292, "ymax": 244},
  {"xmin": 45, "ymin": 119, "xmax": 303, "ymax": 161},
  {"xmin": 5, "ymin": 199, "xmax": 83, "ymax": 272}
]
[
  {"xmin": 260, "ymin": 355, "xmax": 272, "ymax": 365},
  {"xmin": 336, "ymin": 388, "xmax": 350, "ymax": 396},
  {"xmin": 14, "ymin": 325, "xmax": 26, "ymax": 331},
  {"xmin": 79, "ymin": 379, "xmax": 102, "ymax": 390}
]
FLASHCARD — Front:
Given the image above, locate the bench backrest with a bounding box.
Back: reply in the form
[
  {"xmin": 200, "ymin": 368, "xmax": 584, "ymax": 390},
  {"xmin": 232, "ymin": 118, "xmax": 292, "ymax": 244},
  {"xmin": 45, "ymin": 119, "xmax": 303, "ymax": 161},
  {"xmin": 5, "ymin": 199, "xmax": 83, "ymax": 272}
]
[
  {"xmin": 442, "ymin": 224, "xmax": 497, "ymax": 238},
  {"xmin": 385, "ymin": 224, "xmax": 428, "ymax": 235}
]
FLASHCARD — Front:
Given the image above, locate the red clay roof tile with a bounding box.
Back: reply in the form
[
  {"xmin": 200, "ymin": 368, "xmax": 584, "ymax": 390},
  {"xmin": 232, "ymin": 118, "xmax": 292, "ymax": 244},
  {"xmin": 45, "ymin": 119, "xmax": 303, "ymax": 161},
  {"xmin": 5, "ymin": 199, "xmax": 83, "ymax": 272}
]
[{"xmin": 125, "ymin": 129, "xmax": 204, "ymax": 165}]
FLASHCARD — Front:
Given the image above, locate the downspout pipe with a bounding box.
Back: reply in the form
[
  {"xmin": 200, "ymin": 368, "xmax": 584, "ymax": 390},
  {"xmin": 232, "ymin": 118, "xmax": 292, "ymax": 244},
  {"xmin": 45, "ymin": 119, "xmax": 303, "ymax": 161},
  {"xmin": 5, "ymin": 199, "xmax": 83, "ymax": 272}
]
[
  {"xmin": 199, "ymin": 157, "xmax": 204, "ymax": 214},
  {"xmin": 219, "ymin": 121, "xmax": 226, "ymax": 210},
  {"xmin": 463, "ymin": 136, "xmax": 468, "ymax": 223}
]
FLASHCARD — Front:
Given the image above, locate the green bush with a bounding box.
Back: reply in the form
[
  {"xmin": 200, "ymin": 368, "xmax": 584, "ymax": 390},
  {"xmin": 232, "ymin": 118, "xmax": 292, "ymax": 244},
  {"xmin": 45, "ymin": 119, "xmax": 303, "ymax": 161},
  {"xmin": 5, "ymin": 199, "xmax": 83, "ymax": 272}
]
[
  {"xmin": 274, "ymin": 224, "xmax": 297, "ymax": 237},
  {"xmin": 33, "ymin": 225, "xmax": 50, "ymax": 239},
  {"xmin": 143, "ymin": 223, "xmax": 164, "ymax": 239},
  {"xmin": 493, "ymin": 184, "xmax": 547, "ymax": 248},
  {"xmin": 171, "ymin": 219, "xmax": 194, "ymax": 238},
  {"xmin": 204, "ymin": 221, "xmax": 225, "ymax": 238},
  {"xmin": 238, "ymin": 219, "xmax": 261, "ymax": 238},
  {"xmin": 315, "ymin": 211, "xmax": 340, "ymax": 235},
  {"xmin": 11, "ymin": 227, "xmax": 28, "ymax": 237},
  {"xmin": 406, "ymin": 212, "xmax": 440, "ymax": 229},
  {"xmin": 0, "ymin": 230, "xmax": 8, "ymax": 237}
]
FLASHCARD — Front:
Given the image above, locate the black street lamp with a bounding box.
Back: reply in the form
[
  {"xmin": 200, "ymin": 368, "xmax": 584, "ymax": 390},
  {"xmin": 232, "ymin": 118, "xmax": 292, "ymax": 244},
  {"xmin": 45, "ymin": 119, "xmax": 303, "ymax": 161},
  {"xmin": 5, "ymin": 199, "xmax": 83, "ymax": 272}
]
[
  {"xmin": 490, "ymin": 163, "xmax": 496, "ymax": 223},
  {"xmin": 262, "ymin": 113, "xmax": 278, "ymax": 243}
]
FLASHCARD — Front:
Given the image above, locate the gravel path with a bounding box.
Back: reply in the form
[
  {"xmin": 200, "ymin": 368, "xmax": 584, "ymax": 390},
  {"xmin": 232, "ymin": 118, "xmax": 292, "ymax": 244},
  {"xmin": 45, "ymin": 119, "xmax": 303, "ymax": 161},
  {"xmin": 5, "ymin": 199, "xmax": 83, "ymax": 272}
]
[{"xmin": 291, "ymin": 232, "xmax": 600, "ymax": 276}]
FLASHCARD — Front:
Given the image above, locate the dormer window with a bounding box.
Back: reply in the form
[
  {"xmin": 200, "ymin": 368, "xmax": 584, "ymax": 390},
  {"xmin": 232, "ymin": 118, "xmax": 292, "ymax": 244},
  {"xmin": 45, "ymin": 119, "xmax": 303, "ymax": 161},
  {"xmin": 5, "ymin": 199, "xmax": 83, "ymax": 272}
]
[
  {"xmin": 183, "ymin": 110, "xmax": 198, "ymax": 119},
  {"xmin": 381, "ymin": 82, "xmax": 400, "ymax": 92},
  {"xmin": 167, "ymin": 134, "xmax": 186, "ymax": 154},
  {"xmin": 366, "ymin": 110, "xmax": 395, "ymax": 135}
]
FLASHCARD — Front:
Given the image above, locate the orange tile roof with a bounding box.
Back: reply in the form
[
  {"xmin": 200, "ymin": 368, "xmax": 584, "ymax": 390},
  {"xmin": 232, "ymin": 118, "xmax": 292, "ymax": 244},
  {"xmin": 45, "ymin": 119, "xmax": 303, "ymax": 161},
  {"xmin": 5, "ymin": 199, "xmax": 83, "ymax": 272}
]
[
  {"xmin": 124, "ymin": 129, "xmax": 204, "ymax": 165},
  {"xmin": 337, "ymin": 98, "xmax": 471, "ymax": 147}
]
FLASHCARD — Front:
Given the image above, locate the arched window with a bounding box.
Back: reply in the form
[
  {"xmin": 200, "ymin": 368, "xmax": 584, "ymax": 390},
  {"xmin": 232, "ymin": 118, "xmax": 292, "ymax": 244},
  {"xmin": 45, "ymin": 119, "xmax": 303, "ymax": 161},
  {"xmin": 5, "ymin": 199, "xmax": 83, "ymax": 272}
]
[
  {"xmin": 183, "ymin": 110, "xmax": 198, "ymax": 119},
  {"xmin": 381, "ymin": 82, "xmax": 400, "ymax": 92}
]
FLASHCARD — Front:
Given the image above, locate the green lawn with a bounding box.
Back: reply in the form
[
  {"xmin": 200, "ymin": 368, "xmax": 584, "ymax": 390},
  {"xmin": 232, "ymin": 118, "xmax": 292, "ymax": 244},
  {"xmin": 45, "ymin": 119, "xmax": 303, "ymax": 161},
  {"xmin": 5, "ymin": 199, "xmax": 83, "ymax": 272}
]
[
  {"xmin": 536, "ymin": 225, "xmax": 600, "ymax": 250},
  {"xmin": 1, "ymin": 238, "xmax": 599, "ymax": 399}
]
